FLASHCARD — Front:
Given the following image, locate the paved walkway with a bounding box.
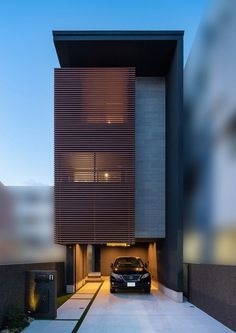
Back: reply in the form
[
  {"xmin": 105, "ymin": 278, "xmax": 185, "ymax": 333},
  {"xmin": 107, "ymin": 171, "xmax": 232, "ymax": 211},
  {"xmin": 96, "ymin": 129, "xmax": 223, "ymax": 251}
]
[
  {"xmin": 23, "ymin": 282, "xmax": 102, "ymax": 333},
  {"xmin": 23, "ymin": 278, "xmax": 234, "ymax": 333}
]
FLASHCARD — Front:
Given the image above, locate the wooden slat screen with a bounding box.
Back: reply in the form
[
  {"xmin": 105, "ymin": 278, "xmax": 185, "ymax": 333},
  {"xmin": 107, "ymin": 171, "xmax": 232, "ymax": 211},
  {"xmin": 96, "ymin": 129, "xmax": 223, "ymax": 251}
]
[{"xmin": 55, "ymin": 68, "xmax": 135, "ymax": 244}]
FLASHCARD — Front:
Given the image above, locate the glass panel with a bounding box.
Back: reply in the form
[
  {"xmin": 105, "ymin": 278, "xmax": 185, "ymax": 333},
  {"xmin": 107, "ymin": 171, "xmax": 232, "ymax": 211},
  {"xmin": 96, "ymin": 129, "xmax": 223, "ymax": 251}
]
[
  {"xmin": 74, "ymin": 171, "xmax": 94, "ymax": 182},
  {"xmin": 96, "ymin": 152, "xmax": 129, "ymax": 169},
  {"xmin": 79, "ymin": 70, "xmax": 129, "ymax": 124},
  {"xmin": 63, "ymin": 152, "xmax": 129, "ymax": 183},
  {"xmin": 69, "ymin": 152, "xmax": 94, "ymax": 169},
  {"xmin": 97, "ymin": 171, "xmax": 122, "ymax": 182}
]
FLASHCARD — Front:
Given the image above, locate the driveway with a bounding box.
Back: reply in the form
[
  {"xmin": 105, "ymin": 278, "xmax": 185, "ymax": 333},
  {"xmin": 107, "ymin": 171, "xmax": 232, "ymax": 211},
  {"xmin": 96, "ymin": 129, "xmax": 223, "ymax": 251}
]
[{"xmin": 78, "ymin": 278, "xmax": 233, "ymax": 333}]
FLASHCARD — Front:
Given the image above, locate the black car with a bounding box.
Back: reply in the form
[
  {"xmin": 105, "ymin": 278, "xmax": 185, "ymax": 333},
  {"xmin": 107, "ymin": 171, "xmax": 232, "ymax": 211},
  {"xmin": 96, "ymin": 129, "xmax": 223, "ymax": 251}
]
[{"xmin": 110, "ymin": 256, "xmax": 151, "ymax": 293}]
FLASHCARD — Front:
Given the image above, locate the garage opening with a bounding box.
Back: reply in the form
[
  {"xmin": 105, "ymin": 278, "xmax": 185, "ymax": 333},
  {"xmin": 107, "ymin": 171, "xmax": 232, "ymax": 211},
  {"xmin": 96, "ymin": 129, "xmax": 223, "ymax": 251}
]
[{"xmin": 74, "ymin": 242, "xmax": 158, "ymax": 289}]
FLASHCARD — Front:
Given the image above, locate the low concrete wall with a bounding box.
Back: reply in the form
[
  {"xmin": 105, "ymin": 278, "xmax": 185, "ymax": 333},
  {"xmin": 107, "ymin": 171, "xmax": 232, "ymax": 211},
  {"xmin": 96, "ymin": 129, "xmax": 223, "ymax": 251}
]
[
  {"xmin": 187, "ymin": 264, "xmax": 236, "ymax": 331},
  {"xmin": 0, "ymin": 262, "xmax": 65, "ymax": 328},
  {"xmin": 159, "ymin": 283, "xmax": 183, "ymax": 303}
]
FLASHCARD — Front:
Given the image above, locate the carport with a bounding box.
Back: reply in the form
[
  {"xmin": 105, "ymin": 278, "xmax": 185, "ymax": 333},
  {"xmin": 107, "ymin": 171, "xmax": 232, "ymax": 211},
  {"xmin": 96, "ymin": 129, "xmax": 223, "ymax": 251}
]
[{"xmin": 74, "ymin": 242, "xmax": 158, "ymax": 288}]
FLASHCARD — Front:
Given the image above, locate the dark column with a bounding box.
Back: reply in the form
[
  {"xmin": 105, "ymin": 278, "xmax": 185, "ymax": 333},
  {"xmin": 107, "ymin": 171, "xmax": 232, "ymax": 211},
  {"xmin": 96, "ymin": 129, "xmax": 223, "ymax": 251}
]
[
  {"xmin": 94, "ymin": 245, "xmax": 101, "ymax": 272},
  {"xmin": 66, "ymin": 245, "xmax": 75, "ymax": 293},
  {"xmin": 158, "ymin": 36, "xmax": 183, "ymax": 295}
]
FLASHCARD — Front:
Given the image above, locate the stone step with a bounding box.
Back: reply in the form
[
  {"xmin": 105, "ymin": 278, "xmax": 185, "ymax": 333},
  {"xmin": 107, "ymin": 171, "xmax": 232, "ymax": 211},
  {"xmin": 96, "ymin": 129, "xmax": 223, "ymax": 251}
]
[
  {"xmin": 85, "ymin": 277, "xmax": 102, "ymax": 282},
  {"xmin": 85, "ymin": 272, "xmax": 102, "ymax": 282},
  {"xmin": 87, "ymin": 272, "xmax": 101, "ymax": 278}
]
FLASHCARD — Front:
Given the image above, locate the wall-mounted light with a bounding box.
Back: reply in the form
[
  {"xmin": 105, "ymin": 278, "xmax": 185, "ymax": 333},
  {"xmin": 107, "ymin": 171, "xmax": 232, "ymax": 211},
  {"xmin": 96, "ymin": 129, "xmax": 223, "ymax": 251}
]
[{"xmin": 106, "ymin": 243, "xmax": 130, "ymax": 247}]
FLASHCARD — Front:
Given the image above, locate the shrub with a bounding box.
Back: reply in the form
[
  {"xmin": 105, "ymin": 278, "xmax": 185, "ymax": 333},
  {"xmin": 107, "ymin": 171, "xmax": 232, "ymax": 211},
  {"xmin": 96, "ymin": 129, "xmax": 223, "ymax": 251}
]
[{"xmin": 1, "ymin": 308, "xmax": 32, "ymax": 332}]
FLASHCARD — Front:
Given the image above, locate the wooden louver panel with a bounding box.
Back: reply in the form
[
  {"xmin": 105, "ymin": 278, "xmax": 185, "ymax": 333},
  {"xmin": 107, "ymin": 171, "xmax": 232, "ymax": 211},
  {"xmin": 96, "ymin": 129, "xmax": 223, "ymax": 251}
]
[{"xmin": 55, "ymin": 68, "xmax": 135, "ymax": 244}]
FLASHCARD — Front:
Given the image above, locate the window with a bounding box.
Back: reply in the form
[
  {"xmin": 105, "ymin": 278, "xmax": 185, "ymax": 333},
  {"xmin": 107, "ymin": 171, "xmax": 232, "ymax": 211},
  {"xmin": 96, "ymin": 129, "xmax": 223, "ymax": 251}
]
[
  {"xmin": 74, "ymin": 171, "xmax": 94, "ymax": 182},
  {"xmin": 78, "ymin": 69, "xmax": 129, "ymax": 124},
  {"xmin": 65, "ymin": 152, "xmax": 130, "ymax": 183},
  {"xmin": 97, "ymin": 171, "xmax": 122, "ymax": 182}
]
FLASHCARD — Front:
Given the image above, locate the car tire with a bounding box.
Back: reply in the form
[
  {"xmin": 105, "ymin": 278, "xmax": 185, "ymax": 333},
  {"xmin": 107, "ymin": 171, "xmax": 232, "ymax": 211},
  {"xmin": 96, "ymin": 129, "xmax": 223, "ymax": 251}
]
[{"xmin": 144, "ymin": 288, "xmax": 151, "ymax": 293}]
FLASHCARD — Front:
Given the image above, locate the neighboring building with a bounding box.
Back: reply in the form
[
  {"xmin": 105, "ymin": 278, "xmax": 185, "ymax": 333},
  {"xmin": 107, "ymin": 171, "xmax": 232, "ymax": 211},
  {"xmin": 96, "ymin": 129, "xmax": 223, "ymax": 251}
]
[
  {"xmin": 53, "ymin": 31, "xmax": 183, "ymax": 298},
  {"xmin": 184, "ymin": 0, "xmax": 236, "ymax": 330},
  {"xmin": 0, "ymin": 183, "xmax": 65, "ymax": 264},
  {"xmin": 0, "ymin": 183, "xmax": 66, "ymax": 326}
]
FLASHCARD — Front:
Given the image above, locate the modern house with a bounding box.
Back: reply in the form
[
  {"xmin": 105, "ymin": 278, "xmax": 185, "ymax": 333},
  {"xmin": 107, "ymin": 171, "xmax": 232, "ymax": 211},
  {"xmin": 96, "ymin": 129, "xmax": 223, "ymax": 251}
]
[
  {"xmin": 0, "ymin": 183, "xmax": 65, "ymax": 326},
  {"xmin": 53, "ymin": 31, "xmax": 183, "ymax": 300}
]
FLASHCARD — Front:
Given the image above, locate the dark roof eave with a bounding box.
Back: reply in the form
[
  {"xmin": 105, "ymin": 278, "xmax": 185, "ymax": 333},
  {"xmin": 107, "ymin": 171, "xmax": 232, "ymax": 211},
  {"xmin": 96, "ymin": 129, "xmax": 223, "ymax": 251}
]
[{"xmin": 53, "ymin": 30, "xmax": 184, "ymax": 42}]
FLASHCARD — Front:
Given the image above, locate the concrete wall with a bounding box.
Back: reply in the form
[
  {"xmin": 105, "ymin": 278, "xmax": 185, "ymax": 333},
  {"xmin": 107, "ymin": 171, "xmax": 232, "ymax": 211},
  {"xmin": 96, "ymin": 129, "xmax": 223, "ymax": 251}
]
[
  {"xmin": 75, "ymin": 244, "xmax": 93, "ymax": 289},
  {"xmin": 0, "ymin": 262, "xmax": 65, "ymax": 328},
  {"xmin": 100, "ymin": 244, "xmax": 148, "ymax": 275},
  {"xmin": 148, "ymin": 242, "xmax": 158, "ymax": 282},
  {"xmin": 187, "ymin": 264, "xmax": 236, "ymax": 331},
  {"xmin": 75, "ymin": 244, "xmax": 85, "ymax": 289},
  {"xmin": 135, "ymin": 77, "xmax": 165, "ymax": 239}
]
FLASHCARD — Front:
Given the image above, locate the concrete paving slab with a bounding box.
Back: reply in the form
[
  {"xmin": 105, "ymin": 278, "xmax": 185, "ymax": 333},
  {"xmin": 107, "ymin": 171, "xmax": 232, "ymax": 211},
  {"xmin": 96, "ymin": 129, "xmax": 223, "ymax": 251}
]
[
  {"xmin": 78, "ymin": 279, "xmax": 234, "ymax": 333},
  {"xmin": 71, "ymin": 293, "xmax": 94, "ymax": 299},
  {"xmin": 166, "ymin": 314, "xmax": 233, "ymax": 333},
  {"xmin": 23, "ymin": 320, "xmax": 77, "ymax": 333},
  {"xmin": 78, "ymin": 314, "xmax": 175, "ymax": 333},
  {"xmin": 78, "ymin": 282, "xmax": 101, "ymax": 294},
  {"xmin": 57, "ymin": 299, "xmax": 90, "ymax": 320}
]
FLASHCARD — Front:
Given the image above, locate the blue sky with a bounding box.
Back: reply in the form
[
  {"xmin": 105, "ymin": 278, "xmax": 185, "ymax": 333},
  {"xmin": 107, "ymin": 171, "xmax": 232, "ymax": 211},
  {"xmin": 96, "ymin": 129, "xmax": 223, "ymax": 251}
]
[{"xmin": 0, "ymin": 0, "xmax": 208, "ymax": 186}]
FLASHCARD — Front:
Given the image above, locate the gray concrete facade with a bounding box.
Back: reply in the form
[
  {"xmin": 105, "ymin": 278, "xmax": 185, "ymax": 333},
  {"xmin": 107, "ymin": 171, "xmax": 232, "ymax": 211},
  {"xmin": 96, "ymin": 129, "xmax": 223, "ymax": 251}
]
[{"xmin": 135, "ymin": 77, "xmax": 165, "ymax": 238}]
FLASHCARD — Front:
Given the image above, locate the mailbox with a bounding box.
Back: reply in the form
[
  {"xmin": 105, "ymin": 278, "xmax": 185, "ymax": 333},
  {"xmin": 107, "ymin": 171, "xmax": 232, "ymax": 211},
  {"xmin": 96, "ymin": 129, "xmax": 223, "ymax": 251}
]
[{"xmin": 25, "ymin": 270, "xmax": 57, "ymax": 319}]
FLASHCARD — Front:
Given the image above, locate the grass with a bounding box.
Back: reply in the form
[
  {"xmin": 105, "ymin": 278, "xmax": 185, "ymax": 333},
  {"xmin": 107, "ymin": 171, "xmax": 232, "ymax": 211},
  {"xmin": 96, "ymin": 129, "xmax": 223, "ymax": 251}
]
[
  {"xmin": 57, "ymin": 282, "xmax": 86, "ymax": 308},
  {"xmin": 57, "ymin": 293, "xmax": 73, "ymax": 309}
]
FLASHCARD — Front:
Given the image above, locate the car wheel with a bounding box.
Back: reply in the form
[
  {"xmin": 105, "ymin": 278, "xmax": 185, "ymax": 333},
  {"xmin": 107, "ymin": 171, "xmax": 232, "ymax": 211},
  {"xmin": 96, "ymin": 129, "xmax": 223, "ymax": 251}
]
[{"xmin": 144, "ymin": 288, "xmax": 151, "ymax": 293}]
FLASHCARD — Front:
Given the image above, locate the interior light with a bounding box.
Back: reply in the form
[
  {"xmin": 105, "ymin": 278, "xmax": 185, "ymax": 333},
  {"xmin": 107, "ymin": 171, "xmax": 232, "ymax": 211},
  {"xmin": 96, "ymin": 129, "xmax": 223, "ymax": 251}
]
[
  {"xmin": 106, "ymin": 243, "xmax": 130, "ymax": 247},
  {"xmin": 104, "ymin": 172, "xmax": 109, "ymax": 179}
]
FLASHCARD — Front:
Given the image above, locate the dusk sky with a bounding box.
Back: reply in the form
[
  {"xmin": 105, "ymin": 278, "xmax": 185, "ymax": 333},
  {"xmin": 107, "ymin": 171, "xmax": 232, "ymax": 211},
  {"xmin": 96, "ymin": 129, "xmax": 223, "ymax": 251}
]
[{"xmin": 0, "ymin": 0, "xmax": 208, "ymax": 186}]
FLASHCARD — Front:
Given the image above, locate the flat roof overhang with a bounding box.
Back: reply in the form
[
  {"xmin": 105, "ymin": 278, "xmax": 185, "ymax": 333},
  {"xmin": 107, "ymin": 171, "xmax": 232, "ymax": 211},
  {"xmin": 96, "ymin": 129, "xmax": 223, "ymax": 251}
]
[{"xmin": 53, "ymin": 30, "xmax": 184, "ymax": 76}]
